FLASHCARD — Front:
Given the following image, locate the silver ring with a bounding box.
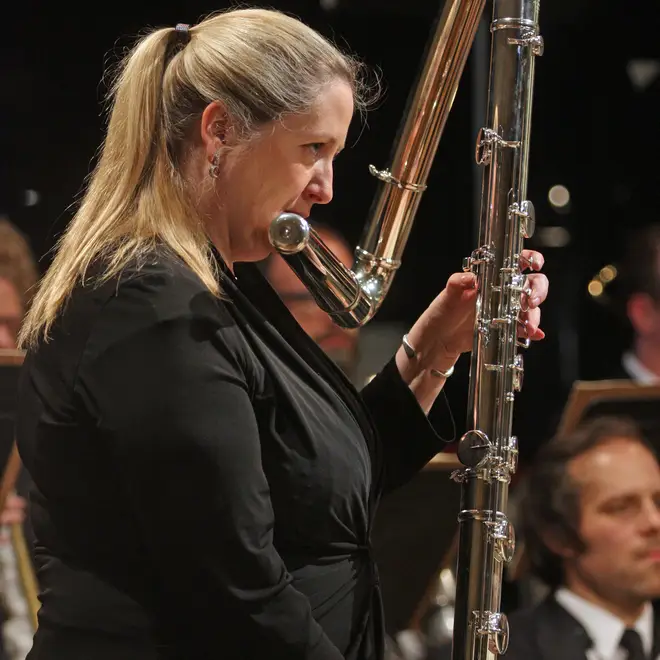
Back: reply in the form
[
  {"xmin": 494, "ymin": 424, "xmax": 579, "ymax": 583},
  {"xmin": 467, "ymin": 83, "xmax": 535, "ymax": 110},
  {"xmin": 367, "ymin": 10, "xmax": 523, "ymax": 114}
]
[
  {"xmin": 430, "ymin": 365, "xmax": 455, "ymax": 379},
  {"xmin": 402, "ymin": 334, "xmax": 417, "ymax": 360},
  {"xmin": 404, "ymin": 334, "xmax": 455, "ymax": 378}
]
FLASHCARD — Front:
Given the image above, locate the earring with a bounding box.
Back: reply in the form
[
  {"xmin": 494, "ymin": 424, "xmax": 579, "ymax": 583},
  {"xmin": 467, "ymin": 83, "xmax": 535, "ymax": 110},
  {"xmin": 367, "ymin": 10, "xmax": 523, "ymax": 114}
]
[{"xmin": 208, "ymin": 151, "xmax": 221, "ymax": 179}]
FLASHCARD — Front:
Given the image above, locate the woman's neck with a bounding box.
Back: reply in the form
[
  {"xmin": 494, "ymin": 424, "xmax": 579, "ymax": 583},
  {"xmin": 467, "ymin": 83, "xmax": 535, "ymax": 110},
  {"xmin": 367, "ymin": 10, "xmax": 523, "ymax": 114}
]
[
  {"xmin": 184, "ymin": 152, "xmax": 235, "ymax": 274},
  {"xmin": 205, "ymin": 223, "xmax": 234, "ymax": 275}
]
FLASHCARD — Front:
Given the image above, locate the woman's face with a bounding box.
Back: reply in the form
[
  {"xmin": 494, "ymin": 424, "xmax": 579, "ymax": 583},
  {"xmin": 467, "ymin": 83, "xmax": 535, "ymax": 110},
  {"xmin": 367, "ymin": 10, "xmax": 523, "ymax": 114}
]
[{"xmin": 204, "ymin": 80, "xmax": 354, "ymax": 264}]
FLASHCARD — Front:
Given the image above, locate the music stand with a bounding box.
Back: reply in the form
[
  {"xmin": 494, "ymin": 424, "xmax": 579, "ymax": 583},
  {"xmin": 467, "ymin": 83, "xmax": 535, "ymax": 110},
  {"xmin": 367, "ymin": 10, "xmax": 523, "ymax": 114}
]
[
  {"xmin": 0, "ymin": 349, "xmax": 40, "ymax": 630},
  {"xmin": 557, "ymin": 379, "xmax": 660, "ymax": 450}
]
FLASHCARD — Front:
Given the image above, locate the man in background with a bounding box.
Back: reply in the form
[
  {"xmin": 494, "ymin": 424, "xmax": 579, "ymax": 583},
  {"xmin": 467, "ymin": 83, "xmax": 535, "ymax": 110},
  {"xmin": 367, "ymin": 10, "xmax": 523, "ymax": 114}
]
[
  {"xmin": 511, "ymin": 415, "xmax": 660, "ymax": 659},
  {"xmin": 431, "ymin": 415, "xmax": 660, "ymax": 659},
  {"xmin": 264, "ymin": 221, "xmax": 360, "ymax": 379},
  {"xmin": 264, "ymin": 220, "xmax": 403, "ymax": 387},
  {"xmin": 0, "ymin": 219, "xmax": 37, "ymax": 353},
  {"xmin": 614, "ymin": 223, "xmax": 660, "ymax": 383},
  {"xmin": 589, "ymin": 222, "xmax": 660, "ymax": 384},
  {"xmin": 0, "ymin": 217, "xmax": 40, "ymax": 660}
]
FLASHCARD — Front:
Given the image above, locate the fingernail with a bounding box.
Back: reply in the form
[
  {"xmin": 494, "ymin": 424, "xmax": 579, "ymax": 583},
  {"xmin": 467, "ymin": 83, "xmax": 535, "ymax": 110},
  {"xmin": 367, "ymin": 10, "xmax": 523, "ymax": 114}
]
[
  {"xmin": 462, "ymin": 273, "xmax": 476, "ymax": 288},
  {"xmin": 531, "ymin": 296, "xmax": 540, "ymax": 307}
]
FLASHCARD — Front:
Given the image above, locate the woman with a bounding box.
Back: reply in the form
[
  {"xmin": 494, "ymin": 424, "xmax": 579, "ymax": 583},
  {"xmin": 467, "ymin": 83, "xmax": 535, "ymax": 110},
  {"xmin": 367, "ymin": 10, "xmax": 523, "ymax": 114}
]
[{"xmin": 15, "ymin": 7, "xmax": 548, "ymax": 660}]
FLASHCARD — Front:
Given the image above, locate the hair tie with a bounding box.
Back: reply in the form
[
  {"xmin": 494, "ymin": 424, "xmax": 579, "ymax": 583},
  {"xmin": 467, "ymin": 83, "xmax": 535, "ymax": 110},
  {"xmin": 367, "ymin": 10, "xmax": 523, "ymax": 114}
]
[{"xmin": 174, "ymin": 23, "xmax": 191, "ymax": 45}]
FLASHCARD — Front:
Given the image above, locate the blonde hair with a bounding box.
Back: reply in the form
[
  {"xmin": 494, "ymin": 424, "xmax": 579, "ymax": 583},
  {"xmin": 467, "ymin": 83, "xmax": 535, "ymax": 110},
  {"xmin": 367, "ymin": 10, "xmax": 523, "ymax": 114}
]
[
  {"xmin": 0, "ymin": 218, "xmax": 39, "ymax": 313},
  {"xmin": 19, "ymin": 7, "xmax": 376, "ymax": 348}
]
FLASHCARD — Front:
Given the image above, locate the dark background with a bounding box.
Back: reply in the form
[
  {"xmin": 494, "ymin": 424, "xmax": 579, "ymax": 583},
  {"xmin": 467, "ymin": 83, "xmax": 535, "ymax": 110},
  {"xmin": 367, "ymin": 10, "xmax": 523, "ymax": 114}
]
[{"xmin": 2, "ymin": 0, "xmax": 660, "ymax": 461}]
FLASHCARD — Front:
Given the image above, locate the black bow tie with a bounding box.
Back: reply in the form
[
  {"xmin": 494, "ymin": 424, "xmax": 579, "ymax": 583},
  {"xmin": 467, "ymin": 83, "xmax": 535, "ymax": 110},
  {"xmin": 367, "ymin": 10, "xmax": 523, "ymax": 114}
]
[{"xmin": 619, "ymin": 628, "xmax": 647, "ymax": 660}]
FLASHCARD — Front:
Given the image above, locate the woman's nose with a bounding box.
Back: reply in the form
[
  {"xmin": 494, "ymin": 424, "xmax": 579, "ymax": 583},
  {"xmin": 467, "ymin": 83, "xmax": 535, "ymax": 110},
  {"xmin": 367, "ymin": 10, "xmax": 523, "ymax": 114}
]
[{"xmin": 306, "ymin": 162, "xmax": 333, "ymax": 205}]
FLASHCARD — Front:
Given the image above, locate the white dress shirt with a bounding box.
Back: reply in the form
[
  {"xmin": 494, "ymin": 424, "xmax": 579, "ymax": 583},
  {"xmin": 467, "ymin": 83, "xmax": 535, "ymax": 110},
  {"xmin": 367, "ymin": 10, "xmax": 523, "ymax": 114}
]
[
  {"xmin": 555, "ymin": 587, "xmax": 655, "ymax": 660},
  {"xmin": 622, "ymin": 350, "xmax": 660, "ymax": 385}
]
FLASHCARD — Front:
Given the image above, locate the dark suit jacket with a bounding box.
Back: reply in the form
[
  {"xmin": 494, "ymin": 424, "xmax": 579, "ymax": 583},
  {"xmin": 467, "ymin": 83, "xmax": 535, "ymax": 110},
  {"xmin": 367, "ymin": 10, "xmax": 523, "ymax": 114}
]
[
  {"xmin": 16, "ymin": 251, "xmax": 449, "ymax": 660},
  {"xmin": 428, "ymin": 594, "xmax": 660, "ymax": 660}
]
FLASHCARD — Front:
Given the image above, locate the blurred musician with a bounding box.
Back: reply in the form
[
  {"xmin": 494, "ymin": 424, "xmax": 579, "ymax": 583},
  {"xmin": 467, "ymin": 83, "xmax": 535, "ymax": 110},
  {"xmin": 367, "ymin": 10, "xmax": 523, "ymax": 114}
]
[
  {"xmin": 615, "ymin": 223, "xmax": 660, "ymax": 384},
  {"xmin": 264, "ymin": 221, "xmax": 361, "ymax": 382},
  {"xmin": 431, "ymin": 415, "xmax": 660, "ymax": 660},
  {"xmin": 591, "ymin": 223, "xmax": 660, "ymax": 384},
  {"xmin": 0, "ymin": 217, "xmax": 39, "ymax": 660}
]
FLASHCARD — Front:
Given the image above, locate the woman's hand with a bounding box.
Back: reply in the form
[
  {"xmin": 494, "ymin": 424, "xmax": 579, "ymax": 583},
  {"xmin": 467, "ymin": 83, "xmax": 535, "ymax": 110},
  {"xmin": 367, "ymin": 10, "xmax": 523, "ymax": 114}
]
[{"xmin": 395, "ymin": 250, "xmax": 549, "ymax": 410}]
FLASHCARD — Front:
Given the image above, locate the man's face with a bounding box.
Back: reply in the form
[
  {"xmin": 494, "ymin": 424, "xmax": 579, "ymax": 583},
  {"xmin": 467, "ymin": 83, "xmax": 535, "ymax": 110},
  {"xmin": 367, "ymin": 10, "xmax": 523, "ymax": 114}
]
[
  {"xmin": 566, "ymin": 437, "xmax": 660, "ymax": 604},
  {"xmin": 627, "ymin": 292, "xmax": 660, "ymax": 347},
  {"xmin": 0, "ymin": 278, "xmax": 22, "ymax": 349}
]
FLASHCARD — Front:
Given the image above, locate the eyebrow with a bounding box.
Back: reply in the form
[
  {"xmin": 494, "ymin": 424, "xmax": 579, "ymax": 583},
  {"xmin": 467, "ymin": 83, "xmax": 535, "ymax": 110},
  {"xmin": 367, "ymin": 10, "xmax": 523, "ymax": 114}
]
[
  {"xmin": 327, "ymin": 137, "xmax": 345, "ymax": 156},
  {"xmin": 602, "ymin": 493, "xmax": 638, "ymax": 504},
  {"xmin": 305, "ymin": 131, "xmax": 345, "ymax": 151}
]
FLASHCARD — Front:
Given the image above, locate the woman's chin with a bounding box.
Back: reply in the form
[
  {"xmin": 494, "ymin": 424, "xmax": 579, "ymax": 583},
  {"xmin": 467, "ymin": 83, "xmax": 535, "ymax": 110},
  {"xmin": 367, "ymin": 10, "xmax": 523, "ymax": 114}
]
[{"xmin": 236, "ymin": 238, "xmax": 275, "ymax": 264}]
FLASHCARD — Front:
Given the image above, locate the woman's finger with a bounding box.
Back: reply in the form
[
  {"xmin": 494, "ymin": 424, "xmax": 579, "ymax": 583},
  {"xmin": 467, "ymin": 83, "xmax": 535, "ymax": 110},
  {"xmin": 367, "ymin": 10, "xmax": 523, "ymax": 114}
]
[
  {"xmin": 524, "ymin": 273, "xmax": 549, "ymax": 308},
  {"xmin": 520, "ymin": 250, "xmax": 544, "ymax": 272},
  {"xmin": 518, "ymin": 308, "xmax": 545, "ymax": 340},
  {"xmin": 446, "ymin": 271, "xmax": 477, "ymax": 291}
]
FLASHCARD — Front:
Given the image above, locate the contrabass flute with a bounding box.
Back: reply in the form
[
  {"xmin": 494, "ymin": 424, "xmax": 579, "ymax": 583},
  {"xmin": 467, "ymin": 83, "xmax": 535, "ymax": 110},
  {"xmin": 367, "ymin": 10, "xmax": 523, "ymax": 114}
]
[{"xmin": 267, "ymin": 2, "xmax": 543, "ymax": 658}]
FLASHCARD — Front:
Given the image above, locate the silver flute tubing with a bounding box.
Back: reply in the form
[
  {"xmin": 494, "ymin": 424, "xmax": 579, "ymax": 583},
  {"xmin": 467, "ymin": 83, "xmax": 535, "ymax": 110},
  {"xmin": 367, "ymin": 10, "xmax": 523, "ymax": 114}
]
[
  {"xmin": 268, "ymin": 0, "xmax": 487, "ymax": 328},
  {"xmin": 452, "ymin": 1, "xmax": 542, "ymax": 659},
  {"xmin": 269, "ymin": 1, "xmax": 543, "ymax": 656}
]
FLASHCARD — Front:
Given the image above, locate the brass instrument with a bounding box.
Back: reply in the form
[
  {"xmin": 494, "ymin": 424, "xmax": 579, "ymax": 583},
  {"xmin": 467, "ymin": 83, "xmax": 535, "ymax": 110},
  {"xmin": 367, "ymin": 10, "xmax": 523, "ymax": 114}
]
[
  {"xmin": 269, "ymin": 1, "xmax": 543, "ymax": 659},
  {"xmin": 269, "ymin": 0, "xmax": 488, "ymax": 327}
]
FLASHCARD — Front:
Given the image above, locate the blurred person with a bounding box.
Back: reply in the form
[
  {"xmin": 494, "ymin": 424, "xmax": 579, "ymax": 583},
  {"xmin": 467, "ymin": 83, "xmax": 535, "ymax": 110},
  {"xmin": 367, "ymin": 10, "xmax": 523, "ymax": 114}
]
[
  {"xmin": 615, "ymin": 223, "xmax": 660, "ymax": 383},
  {"xmin": 264, "ymin": 221, "xmax": 360, "ymax": 381},
  {"xmin": 432, "ymin": 416, "xmax": 660, "ymax": 660},
  {"xmin": 590, "ymin": 222, "xmax": 660, "ymax": 384},
  {"xmin": 0, "ymin": 218, "xmax": 39, "ymax": 660},
  {"xmin": 0, "ymin": 219, "xmax": 38, "ymax": 352},
  {"xmin": 14, "ymin": 8, "xmax": 549, "ymax": 660}
]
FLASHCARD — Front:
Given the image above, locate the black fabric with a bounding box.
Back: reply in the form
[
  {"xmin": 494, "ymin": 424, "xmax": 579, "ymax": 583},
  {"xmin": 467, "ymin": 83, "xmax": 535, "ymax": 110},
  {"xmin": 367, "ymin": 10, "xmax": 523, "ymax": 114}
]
[
  {"xmin": 429, "ymin": 595, "xmax": 592, "ymax": 660},
  {"xmin": 619, "ymin": 628, "xmax": 647, "ymax": 660},
  {"xmin": 429, "ymin": 595, "xmax": 660, "ymax": 660},
  {"xmin": 16, "ymin": 249, "xmax": 449, "ymax": 660}
]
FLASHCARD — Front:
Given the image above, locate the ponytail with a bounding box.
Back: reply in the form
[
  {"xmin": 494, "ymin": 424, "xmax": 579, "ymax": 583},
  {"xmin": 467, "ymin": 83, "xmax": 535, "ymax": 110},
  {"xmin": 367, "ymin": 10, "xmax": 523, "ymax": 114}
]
[
  {"xmin": 20, "ymin": 8, "xmax": 377, "ymax": 348},
  {"xmin": 19, "ymin": 25, "xmax": 217, "ymax": 349},
  {"xmin": 103, "ymin": 28, "xmax": 174, "ymax": 206}
]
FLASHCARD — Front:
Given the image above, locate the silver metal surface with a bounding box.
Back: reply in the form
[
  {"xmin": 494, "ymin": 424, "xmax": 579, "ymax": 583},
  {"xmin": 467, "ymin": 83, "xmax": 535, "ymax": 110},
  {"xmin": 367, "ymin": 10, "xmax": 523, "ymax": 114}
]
[
  {"xmin": 269, "ymin": 0, "xmax": 488, "ymax": 327},
  {"xmin": 452, "ymin": 1, "xmax": 542, "ymax": 658},
  {"xmin": 269, "ymin": 2, "xmax": 543, "ymax": 658}
]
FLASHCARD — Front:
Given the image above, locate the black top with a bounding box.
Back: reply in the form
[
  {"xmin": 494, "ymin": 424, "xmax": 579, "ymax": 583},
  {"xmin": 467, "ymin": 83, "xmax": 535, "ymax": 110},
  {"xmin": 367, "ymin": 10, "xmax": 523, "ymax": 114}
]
[
  {"xmin": 16, "ymin": 249, "xmax": 447, "ymax": 660},
  {"xmin": 429, "ymin": 594, "xmax": 660, "ymax": 660}
]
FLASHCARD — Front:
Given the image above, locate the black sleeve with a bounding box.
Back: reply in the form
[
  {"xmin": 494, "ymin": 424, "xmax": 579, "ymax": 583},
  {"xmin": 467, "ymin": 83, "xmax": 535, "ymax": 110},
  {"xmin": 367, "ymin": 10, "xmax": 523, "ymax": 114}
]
[
  {"xmin": 360, "ymin": 356, "xmax": 447, "ymax": 493},
  {"xmin": 77, "ymin": 274, "xmax": 343, "ymax": 659}
]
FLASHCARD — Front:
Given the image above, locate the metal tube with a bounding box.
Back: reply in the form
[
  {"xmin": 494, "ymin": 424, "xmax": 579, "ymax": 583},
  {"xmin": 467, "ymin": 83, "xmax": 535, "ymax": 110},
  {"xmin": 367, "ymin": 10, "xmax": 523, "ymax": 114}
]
[
  {"xmin": 452, "ymin": 2, "xmax": 542, "ymax": 658},
  {"xmin": 269, "ymin": 0, "xmax": 488, "ymax": 328}
]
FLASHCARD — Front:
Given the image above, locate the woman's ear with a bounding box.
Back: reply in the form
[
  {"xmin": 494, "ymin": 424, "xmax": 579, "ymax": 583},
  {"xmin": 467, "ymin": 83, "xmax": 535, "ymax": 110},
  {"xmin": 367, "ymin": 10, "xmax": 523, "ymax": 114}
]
[{"xmin": 200, "ymin": 101, "xmax": 231, "ymax": 161}]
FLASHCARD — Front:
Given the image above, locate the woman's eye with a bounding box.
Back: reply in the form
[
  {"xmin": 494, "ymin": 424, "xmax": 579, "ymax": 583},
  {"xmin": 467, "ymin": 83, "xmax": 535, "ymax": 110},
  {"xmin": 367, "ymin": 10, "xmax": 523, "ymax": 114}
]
[{"xmin": 308, "ymin": 143, "xmax": 324, "ymax": 154}]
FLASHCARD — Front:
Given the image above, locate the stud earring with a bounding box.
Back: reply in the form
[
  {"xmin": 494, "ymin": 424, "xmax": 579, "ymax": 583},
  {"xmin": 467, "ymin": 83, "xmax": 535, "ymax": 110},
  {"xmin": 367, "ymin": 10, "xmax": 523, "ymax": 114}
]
[{"xmin": 209, "ymin": 151, "xmax": 221, "ymax": 179}]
